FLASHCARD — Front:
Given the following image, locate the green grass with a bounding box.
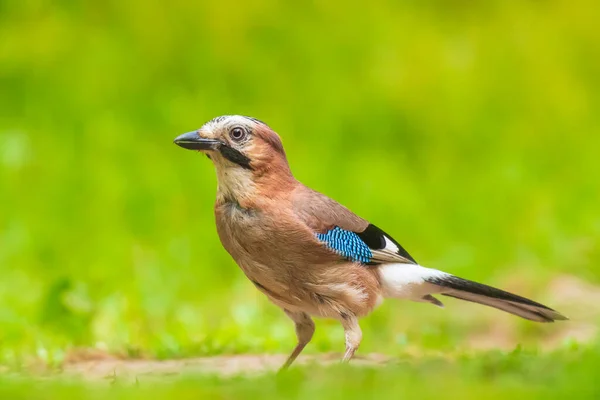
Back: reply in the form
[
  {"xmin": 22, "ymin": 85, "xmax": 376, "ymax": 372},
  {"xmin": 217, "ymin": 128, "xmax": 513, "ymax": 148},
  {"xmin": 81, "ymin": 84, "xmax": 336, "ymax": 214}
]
[
  {"xmin": 1, "ymin": 345, "xmax": 599, "ymax": 399},
  {"xmin": 0, "ymin": 0, "xmax": 599, "ymax": 396}
]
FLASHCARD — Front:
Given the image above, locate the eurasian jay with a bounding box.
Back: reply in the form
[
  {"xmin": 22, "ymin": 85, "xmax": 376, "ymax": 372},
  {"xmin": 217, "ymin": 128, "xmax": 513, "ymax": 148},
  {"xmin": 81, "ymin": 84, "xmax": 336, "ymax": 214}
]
[{"xmin": 174, "ymin": 115, "xmax": 567, "ymax": 369}]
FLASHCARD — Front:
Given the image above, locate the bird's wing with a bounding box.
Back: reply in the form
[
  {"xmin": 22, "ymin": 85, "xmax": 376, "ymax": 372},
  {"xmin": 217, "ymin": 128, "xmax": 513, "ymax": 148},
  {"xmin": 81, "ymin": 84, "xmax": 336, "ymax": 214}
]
[{"xmin": 292, "ymin": 186, "xmax": 417, "ymax": 265}]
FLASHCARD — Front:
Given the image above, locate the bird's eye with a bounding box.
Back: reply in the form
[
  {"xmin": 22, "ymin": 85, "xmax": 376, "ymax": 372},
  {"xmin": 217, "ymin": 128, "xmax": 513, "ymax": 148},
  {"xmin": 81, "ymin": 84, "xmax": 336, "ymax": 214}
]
[{"xmin": 229, "ymin": 127, "xmax": 247, "ymax": 142}]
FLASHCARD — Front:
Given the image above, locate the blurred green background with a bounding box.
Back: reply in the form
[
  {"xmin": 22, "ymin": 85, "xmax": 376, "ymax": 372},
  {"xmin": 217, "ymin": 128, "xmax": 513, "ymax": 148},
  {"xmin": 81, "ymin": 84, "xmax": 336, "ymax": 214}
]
[{"xmin": 0, "ymin": 0, "xmax": 599, "ymax": 391}]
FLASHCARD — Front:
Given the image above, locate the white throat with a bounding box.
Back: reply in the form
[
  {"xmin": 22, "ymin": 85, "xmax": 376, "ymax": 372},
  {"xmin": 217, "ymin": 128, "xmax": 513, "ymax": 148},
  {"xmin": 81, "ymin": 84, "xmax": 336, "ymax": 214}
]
[{"xmin": 214, "ymin": 161, "xmax": 256, "ymax": 202}]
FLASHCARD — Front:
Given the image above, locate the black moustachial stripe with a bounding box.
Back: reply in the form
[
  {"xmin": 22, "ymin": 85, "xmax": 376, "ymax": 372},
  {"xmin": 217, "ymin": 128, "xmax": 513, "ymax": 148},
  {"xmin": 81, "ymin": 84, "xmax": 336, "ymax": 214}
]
[
  {"xmin": 219, "ymin": 145, "xmax": 252, "ymax": 170},
  {"xmin": 356, "ymin": 224, "xmax": 417, "ymax": 264}
]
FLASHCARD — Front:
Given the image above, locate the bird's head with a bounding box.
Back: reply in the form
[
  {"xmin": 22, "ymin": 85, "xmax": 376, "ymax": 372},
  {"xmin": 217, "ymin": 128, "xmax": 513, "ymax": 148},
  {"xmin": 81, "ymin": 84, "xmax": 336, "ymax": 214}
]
[{"xmin": 174, "ymin": 115, "xmax": 295, "ymax": 201}]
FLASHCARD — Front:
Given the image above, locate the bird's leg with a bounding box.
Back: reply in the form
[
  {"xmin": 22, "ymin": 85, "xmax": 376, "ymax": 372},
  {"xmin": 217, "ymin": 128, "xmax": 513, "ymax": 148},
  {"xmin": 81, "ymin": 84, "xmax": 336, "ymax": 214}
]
[
  {"xmin": 340, "ymin": 314, "xmax": 362, "ymax": 363},
  {"xmin": 279, "ymin": 310, "xmax": 315, "ymax": 371}
]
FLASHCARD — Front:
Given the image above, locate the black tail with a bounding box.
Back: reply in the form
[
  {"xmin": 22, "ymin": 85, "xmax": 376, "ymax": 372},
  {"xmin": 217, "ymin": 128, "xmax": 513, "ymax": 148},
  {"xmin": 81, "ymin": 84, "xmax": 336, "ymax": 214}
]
[{"xmin": 426, "ymin": 275, "xmax": 568, "ymax": 323}]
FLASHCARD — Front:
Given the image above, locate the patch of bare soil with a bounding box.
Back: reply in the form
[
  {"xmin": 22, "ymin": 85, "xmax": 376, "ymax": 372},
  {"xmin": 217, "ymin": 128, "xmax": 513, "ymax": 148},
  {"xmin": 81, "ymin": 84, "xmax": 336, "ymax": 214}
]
[{"xmin": 61, "ymin": 354, "xmax": 392, "ymax": 382}]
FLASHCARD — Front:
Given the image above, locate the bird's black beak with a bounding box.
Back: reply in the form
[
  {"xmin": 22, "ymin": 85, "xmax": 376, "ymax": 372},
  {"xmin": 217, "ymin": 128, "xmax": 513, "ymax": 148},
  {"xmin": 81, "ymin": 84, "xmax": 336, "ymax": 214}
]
[{"xmin": 173, "ymin": 131, "xmax": 221, "ymax": 151}]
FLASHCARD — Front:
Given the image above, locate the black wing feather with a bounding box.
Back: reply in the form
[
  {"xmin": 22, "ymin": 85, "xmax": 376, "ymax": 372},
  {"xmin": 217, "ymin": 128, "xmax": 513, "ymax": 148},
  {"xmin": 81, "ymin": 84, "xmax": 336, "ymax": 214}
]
[{"xmin": 356, "ymin": 224, "xmax": 417, "ymax": 265}]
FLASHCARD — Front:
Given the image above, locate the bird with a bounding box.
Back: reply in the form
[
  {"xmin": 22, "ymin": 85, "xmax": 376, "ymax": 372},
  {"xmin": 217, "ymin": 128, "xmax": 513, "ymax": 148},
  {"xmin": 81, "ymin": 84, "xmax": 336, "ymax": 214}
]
[{"xmin": 173, "ymin": 115, "xmax": 567, "ymax": 369}]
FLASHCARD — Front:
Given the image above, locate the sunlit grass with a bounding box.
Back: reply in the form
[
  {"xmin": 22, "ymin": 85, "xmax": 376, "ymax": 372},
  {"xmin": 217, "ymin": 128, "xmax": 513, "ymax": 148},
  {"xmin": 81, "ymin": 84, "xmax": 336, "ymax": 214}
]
[{"xmin": 1, "ymin": 344, "xmax": 599, "ymax": 399}]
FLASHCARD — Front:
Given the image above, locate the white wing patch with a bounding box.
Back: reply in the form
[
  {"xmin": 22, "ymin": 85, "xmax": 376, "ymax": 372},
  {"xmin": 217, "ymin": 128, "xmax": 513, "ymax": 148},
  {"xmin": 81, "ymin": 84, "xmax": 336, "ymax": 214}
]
[
  {"xmin": 384, "ymin": 237, "xmax": 399, "ymax": 252},
  {"xmin": 369, "ymin": 234, "xmax": 414, "ymax": 264}
]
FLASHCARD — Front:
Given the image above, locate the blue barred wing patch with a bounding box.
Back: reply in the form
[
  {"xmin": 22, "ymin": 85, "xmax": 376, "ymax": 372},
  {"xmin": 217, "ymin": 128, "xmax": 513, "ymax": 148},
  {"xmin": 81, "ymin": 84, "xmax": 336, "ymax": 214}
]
[{"xmin": 316, "ymin": 226, "xmax": 373, "ymax": 264}]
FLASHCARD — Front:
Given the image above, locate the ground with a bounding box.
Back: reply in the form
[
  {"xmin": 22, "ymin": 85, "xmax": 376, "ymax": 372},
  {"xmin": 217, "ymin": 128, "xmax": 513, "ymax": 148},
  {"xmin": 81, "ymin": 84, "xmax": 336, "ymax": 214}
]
[
  {"xmin": 63, "ymin": 354, "xmax": 390, "ymax": 381},
  {"xmin": 2, "ymin": 346, "xmax": 599, "ymax": 400},
  {"xmin": 0, "ymin": 274, "xmax": 598, "ymax": 399}
]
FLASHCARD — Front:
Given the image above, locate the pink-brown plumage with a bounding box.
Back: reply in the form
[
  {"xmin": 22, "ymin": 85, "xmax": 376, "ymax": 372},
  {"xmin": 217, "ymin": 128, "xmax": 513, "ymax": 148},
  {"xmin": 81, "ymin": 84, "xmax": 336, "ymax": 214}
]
[{"xmin": 174, "ymin": 115, "xmax": 567, "ymax": 369}]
